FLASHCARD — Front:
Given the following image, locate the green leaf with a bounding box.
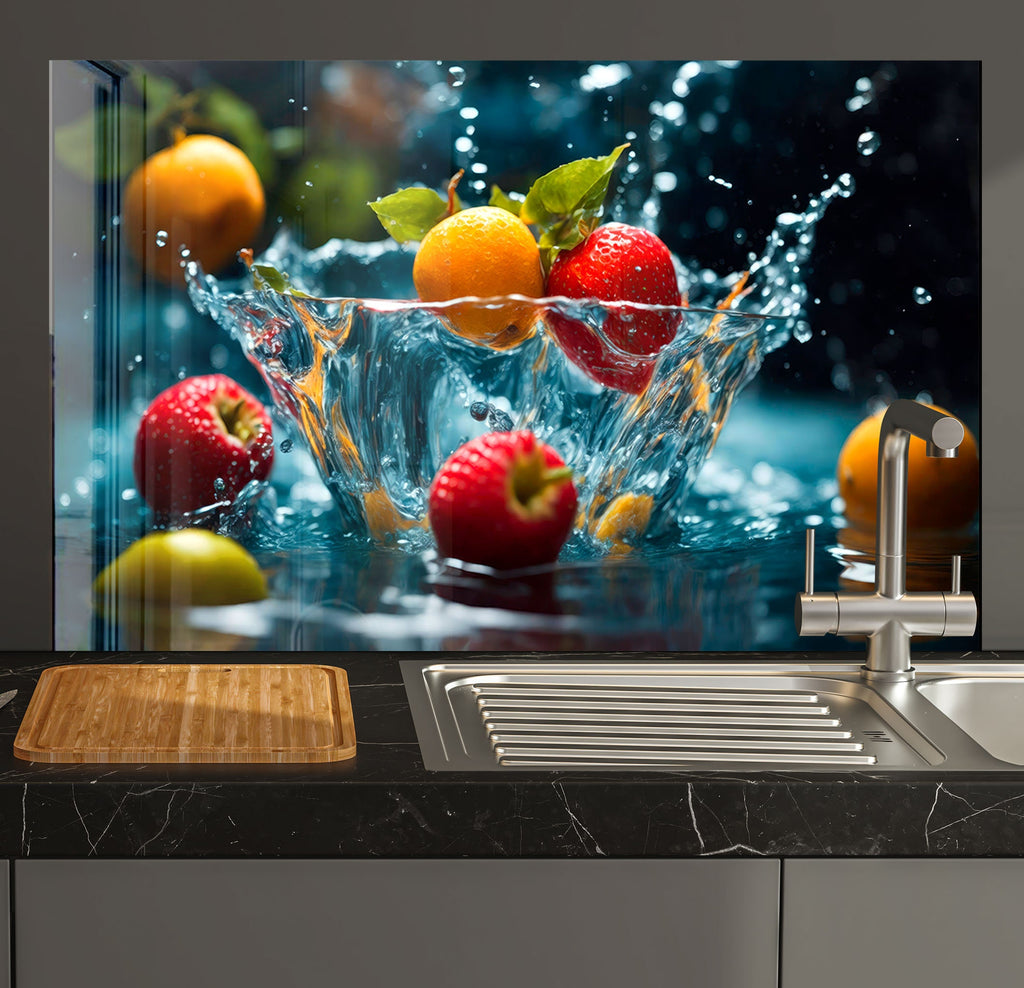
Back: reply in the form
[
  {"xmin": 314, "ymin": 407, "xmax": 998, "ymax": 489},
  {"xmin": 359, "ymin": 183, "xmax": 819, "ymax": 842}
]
[
  {"xmin": 368, "ymin": 186, "xmax": 450, "ymax": 243},
  {"xmin": 250, "ymin": 262, "xmax": 312, "ymax": 297},
  {"xmin": 521, "ymin": 143, "xmax": 629, "ymax": 258},
  {"xmin": 54, "ymin": 105, "xmax": 146, "ymax": 182},
  {"xmin": 489, "ymin": 185, "xmax": 523, "ymax": 216},
  {"xmin": 129, "ymin": 68, "xmax": 181, "ymax": 118},
  {"xmin": 269, "ymin": 126, "xmax": 305, "ymax": 158},
  {"xmin": 195, "ymin": 86, "xmax": 276, "ymax": 186}
]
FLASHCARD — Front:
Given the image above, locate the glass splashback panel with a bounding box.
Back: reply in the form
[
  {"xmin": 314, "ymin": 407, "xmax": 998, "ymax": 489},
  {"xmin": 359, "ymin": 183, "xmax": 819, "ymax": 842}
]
[{"xmin": 51, "ymin": 60, "xmax": 980, "ymax": 652}]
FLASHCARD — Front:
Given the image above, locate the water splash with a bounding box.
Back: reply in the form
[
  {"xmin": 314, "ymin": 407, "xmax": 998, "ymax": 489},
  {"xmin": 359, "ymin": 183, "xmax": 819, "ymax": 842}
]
[
  {"xmin": 187, "ymin": 161, "xmax": 850, "ymax": 551},
  {"xmin": 913, "ymin": 286, "xmax": 933, "ymax": 305}
]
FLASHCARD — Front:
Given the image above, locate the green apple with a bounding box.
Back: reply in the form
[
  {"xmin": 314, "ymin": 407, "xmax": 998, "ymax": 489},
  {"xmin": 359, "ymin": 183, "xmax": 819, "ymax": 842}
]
[{"xmin": 93, "ymin": 529, "xmax": 268, "ymax": 611}]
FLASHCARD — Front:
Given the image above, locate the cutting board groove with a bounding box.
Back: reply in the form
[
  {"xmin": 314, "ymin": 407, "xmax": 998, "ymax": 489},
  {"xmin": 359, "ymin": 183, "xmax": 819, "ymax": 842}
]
[{"xmin": 13, "ymin": 664, "xmax": 357, "ymax": 763}]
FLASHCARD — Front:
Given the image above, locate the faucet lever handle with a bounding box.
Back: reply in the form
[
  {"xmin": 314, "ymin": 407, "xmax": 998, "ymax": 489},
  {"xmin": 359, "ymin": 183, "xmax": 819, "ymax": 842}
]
[
  {"xmin": 805, "ymin": 528, "xmax": 815, "ymax": 594},
  {"xmin": 951, "ymin": 555, "xmax": 961, "ymax": 595}
]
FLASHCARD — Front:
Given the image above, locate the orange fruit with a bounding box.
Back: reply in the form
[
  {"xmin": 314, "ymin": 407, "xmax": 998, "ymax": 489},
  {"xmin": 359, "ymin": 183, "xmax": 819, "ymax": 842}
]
[
  {"xmin": 594, "ymin": 493, "xmax": 654, "ymax": 554},
  {"xmin": 412, "ymin": 205, "xmax": 544, "ymax": 348},
  {"xmin": 123, "ymin": 133, "xmax": 265, "ymax": 284},
  {"xmin": 837, "ymin": 405, "xmax": 979, "ymax": 530}
]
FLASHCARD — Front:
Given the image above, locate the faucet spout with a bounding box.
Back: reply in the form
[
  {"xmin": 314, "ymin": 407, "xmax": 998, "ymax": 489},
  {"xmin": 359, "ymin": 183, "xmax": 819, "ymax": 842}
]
[{"xmin": 876, "ymin": 399, "xmax": 965, "ymax": 598}]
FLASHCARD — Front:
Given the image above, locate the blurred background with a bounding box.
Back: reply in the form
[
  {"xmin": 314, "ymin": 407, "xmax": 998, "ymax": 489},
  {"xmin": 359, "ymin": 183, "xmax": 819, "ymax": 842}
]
[{"xmin": 51, "ymin": 60, "xmax": 980, "ymax": 652}]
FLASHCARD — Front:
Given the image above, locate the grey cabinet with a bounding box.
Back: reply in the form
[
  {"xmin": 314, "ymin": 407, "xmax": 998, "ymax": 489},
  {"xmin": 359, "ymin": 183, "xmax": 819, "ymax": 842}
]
[
  {"xmin": 0, "ymin": 863, "xmax": 8, "ymax": 988},
  {"xmin": 14, "ymin": 859, "xmax": 779, "ymax": 988},
  {"xmin": 782, "ymin": 859, "xmax": 1024, "ymax": 988}
]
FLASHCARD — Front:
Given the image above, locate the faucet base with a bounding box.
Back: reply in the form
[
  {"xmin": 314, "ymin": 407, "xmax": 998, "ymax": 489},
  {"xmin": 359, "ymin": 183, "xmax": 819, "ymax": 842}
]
[{"xmin": 860, "ymin": 665, "xmax": 916, "ymax": 684}]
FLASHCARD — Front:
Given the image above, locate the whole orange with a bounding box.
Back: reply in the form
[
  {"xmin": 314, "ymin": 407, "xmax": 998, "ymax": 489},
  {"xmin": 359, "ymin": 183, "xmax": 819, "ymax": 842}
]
[
  {"xmin": 837, "ymin": 405, "xmax": 979, "ymax": 530},
  {"xmin": 412, "ymin": 205, "xmax": 544, "ymax": 348},
  {"xmin": 123, "ymin": 133, "xmax": 265, "ymax": 284}
]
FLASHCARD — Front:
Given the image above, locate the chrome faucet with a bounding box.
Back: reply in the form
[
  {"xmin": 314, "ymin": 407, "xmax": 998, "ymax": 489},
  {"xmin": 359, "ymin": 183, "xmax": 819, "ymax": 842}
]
[{"xmin": 796, "ymin": 399, "xmax": 977, "ymax": 682}]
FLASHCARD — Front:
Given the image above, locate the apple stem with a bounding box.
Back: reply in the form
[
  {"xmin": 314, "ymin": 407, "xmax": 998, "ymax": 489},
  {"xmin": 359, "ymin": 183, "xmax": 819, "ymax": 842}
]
[{"xmin": 541, "ymin": 465, "xmax": 574, "ymax": 487}]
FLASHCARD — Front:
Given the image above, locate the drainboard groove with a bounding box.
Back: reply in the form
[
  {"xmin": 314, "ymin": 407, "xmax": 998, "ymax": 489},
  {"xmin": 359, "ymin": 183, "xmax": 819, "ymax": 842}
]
[
  {"xmin": 494, "ymin": 749, "xmax": 878, "ymax": 766},
  {"xmin": 490, "ymin": 734, "xmax": 865, "ymax": 753},
  {"xmin": 480, "ymin": 710, "xmax": 843, "ymax": 728},
  {"xmin": 473, "ymin": 685, "xmax": 824, "ymax": 703},
  {"xmin": 477, "ymin": 698, "xmax": 833, "ymax": 716},
  {"xmin": 483, "ymin": 721, "xmax": 852, "ymax": 739}
]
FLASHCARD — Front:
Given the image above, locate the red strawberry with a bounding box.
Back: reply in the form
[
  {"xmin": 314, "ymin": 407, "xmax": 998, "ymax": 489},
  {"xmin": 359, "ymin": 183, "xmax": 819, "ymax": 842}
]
[
  {"xmin": 428, "ymin": 431, "xmax": 578, "ymax": 571},
  {"xmin": 546, "ymin": 222, "xmax": 683, "ymax": 393},
  {"xmin": 134, "ymin": 374, "xmax": 274, "ymax": 515}
]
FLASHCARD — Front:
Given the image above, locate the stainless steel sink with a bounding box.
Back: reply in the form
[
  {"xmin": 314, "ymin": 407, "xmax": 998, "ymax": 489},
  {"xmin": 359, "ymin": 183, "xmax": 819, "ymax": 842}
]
[
  {"xmin": 401, "ymin": 659, "xmax": 1024, "ymax": 773},
  {"xmin": 916, "ymin": 677, "xmax": 1024, "ymax": 765}
]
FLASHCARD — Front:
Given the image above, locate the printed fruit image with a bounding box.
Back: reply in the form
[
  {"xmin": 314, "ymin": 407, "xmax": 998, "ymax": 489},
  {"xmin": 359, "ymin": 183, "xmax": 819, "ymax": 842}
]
[
  {"xmin": 134, "ymin": 374, "xmax": 274, "ymax": 516},
  {"xmin": 428, "ymin": 431, "xmax": 578, "ymax": 570},
  {"xmin": 837, "ymin": 404, "xmax": 979, "ymax": 529},
  {"xmin": 546, "ymin": 222, "xmax": 683, "ymax": 393},
  {"xmin": 123, "ymin": 132, "xmax": 265, "ymax": 284},
  {"xmin": 92, "ymin": 529, "xmax": 268, "ymax": 610},
  {"xmin": 412, "ymin": 205, "xmax": 544, "ymax": 347},
  {"xmin": 368, "ymin": 145, "xmax": 628, "ymax": 349}
]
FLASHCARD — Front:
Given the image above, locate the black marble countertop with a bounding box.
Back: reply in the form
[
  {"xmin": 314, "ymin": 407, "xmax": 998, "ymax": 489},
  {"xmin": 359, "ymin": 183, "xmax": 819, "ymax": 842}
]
[{"xmin": 3, "ymin": 650, "xmax": 1024, "ymax": 859}]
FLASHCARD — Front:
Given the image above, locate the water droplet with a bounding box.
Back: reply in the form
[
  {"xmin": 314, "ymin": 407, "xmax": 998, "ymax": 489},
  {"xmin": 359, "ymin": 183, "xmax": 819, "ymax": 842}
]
[
  {"xmin": 288, "ymin": 97, "xmax": 295, "ymax": 104},
  {"xmin": 857, "ymin": 130, "xmax": 881, "ymax": 156},
  {"xmin": 835, "ymin": 173, "xmax": 855, "ymax": 198},
  {"xmin": 121, "ymin": 488, "xmax": 138, "ymax": 502},
  {"xmin": 82, "ymin": 309, "xmax": 91, "ymax": 321},
  {"xmin": 794, "ymin": 320, "xmax": 813, "ymax": 343},
  {"xmin": 110, "ymin": 215, "xmax": 120, "ymax": 227},
  {"xmin": 913, "ymin": 286, "xmax": 933, "ymax": 305},
  {"xmin": 448, "ymin": 65, "xmax": 466, "ymax": 87},
  {"xmin": 459, "ymin": 106, "xmax": 478, "ymax": 119},
  {"xmin": 470, "ymin": 401, "xmax": 489, "ymax": 421},
  {"xmin": 529, "ymin": 80, "xmax": 540, "ymax": 89},
  {"xmin": 213, "ymin": 477, "xmax": 226, "ymax": 493},
  {"xmin": 155, "ymin": 230, "xmax": 168, "ymax": 247},
  {"xmin": 488, "ymin": 409, "xmax": 513, "ymax": 432},
  {"xmin": 58, "ymin": 493, "xmax": 71, "ymax": 508},
  {"xmin": 304, "ymin": 180, "xmax": 313, "ymax": 187},
  {"xmin": 707, "ymin": 174, "xmax": 733, "ymax": 189},
  {"xmin": 280, "ymin": 438, "xmax": 294, "ymax": 453}
]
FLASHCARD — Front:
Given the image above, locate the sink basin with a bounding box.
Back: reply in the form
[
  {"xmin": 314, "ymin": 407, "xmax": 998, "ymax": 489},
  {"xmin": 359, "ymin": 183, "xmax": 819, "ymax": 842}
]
[
  {"xmin": 401, "ymin": 659, "xmax": 1024, "ymax": 774},
  {"xmin": 916, "ymin": 678, "xmax": 1024, "ymax": 765}
]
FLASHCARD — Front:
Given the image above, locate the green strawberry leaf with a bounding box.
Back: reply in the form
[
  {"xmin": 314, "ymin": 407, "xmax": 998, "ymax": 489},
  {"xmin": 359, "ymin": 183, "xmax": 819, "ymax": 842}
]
[
  {"xmin": 368, "ymin": 186, "xmax": 451, "ymax": 243},
  {"xmin": 521, "ymin": 143, "xmax": 629, "ymax": 261},
  {"xmin": 489, "ymin": 185, "xmax": 524, "ymax": 216}
]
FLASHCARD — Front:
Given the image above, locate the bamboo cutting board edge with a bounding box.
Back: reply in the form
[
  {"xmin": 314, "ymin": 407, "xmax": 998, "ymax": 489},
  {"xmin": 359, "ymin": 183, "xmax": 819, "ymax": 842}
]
[{"xmin": 13, "ymin": 663, "xmax": 358, "ymax": 764}]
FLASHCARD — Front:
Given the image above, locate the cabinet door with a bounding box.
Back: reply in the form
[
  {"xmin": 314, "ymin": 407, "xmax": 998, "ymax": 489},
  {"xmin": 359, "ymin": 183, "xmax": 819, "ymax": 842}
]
[
  {"xmin": 16, "ymin": 859, "xmax": 779, "ymax": 988},
  {"xmin": 0, "ymin": 863, "xmax": 8, "ymax": 988},
  {"xmin": 783, "ymin": 859, "xmax": 1024, "ymax": 988}
]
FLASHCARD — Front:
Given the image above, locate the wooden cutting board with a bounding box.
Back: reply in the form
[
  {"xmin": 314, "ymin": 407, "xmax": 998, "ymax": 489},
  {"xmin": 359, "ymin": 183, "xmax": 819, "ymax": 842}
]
[{"xmin": 13, "ymin": 664, "xmax": 357, "ymax": 764}]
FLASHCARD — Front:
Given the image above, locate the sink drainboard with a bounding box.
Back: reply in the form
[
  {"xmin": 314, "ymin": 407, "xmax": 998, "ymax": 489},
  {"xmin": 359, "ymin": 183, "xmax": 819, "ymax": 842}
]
[
  {"xmin": 476, "ymin": 682, "xmax": 873, "ymax": 767},
  {"xmin": 401, "ymin": 663, "xmax": 940, "ymax": 772}
]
